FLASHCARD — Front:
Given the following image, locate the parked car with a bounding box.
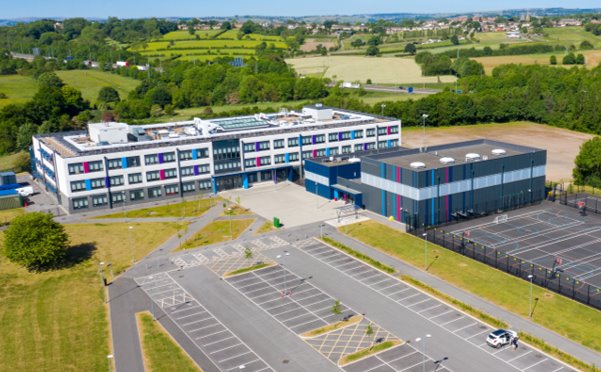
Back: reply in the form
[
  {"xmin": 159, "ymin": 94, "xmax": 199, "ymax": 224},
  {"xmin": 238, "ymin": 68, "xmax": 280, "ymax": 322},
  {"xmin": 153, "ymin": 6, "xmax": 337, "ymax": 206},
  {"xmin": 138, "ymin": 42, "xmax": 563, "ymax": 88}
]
[
  {"xmin": 486, "ymin": 329, "xmax": 517, "ymax": 348},
  {"xmin": 15, "ymin": 186, "xmax": 34, "ymax": 197}
]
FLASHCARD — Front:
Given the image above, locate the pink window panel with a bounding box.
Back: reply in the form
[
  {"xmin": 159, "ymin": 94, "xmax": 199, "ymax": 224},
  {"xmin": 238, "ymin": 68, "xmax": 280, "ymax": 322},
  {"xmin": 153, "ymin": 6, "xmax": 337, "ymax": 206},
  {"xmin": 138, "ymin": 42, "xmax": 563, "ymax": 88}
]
[
  {"xmin": 83, "ymin": 162, "xmax": 90, "ymax": 173},
  {"xmin": 256, "ymin": 157, "xmax": 261, "ymax": 167},
  {"xmin": 159, "ymin": 169, "xmax": 165, "ymax": 180}
]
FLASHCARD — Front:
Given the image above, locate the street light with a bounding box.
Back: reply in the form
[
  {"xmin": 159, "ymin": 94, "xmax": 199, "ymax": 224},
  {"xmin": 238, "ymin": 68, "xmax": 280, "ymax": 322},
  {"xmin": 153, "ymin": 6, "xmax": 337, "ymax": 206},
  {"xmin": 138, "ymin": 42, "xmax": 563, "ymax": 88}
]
[
  {"xmin": 276, "ymin": 251, "xmax": 290, "ymax": 297},
  {"xmin": 528, "ymin": 274, "xmax": 534, "ymax": 317},
  {"xmin": 421, "ymin": 114, "xmax": 429, "ymax": 152},
  {"xmin": 415, "ymin": 334, "xmax": 432, "ymax": 372},
  {"xmin": 422, "ymin": 232, "xmax": 428, "ymax": 270},
  {"xmin": 129, "ymin": 226, "xmax": 134, "ymax": 264},
  {"xmin": 320, "ymin": 224, "xmax": 325, "ymax": 239},
  {"xmin": 107, "ymin": 354, "xmax": 114, "ymax": 372},
  {"xmin": 381, "ymin": 104, "xmax": 386, "ymax": 116},
  {"xmin": 227, "ymin": 207, "xmax": 233, "ymax": 240}
]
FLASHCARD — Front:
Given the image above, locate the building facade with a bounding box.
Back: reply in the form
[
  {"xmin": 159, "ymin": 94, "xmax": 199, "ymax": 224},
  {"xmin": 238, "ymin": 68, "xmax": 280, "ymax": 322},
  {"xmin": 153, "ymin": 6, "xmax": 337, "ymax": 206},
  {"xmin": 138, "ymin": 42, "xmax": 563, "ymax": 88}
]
[
  {"xmin": 31, "ymin": 105, "xmax": 401, "ymax": 213},
  {"xmin": 305, "ymin": 139, "xmax": 547, "ymax": 228}
]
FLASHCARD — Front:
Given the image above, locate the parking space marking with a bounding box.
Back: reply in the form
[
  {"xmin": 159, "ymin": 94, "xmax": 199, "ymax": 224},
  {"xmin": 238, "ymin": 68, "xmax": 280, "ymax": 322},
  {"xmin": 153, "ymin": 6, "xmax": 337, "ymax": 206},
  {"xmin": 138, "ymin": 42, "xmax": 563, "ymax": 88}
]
[
  {"xmin": 135, "ymin": 272, "xmax": 274, "ymax": 372},
  {"xmin": 507, "ymin": 350, "xmax": 533, "ymax": 363},
  {"xmin": 298, "ymin": 239, "xmax": 577, "ymax": 372}
]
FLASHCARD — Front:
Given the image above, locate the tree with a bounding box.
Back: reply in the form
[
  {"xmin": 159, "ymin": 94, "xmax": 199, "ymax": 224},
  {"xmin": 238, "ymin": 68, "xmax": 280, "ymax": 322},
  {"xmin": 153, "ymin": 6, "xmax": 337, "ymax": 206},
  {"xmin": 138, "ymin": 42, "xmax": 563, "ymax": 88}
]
[
  {"xmin": 331, "ymin": 299, "xmax": 341, "ymax": 316},
  {"xmin": 576, "ymin": 53, "xmax": 585, "ymax": 65},
  {"xmin": 450, "ymin": 35, "xmax": 460, "ymax": 45},
  {"xmin": 580, "ymin": 40, "xmax": 594, "ymax": 50},
  {"xmin": 366, "ymin": 45, "xmax": 379, "ymax": 56},
  {"xmin": 98, "ymin": 87, "xmax": 120, "ymax": 104},
  {"xmin": 549, "ymin": 55, "xmax": 557, "ymax": 65},
  {"xmin": 404, "ymin": 43, "xmax": 417, "ymax": 55},
  {"xmin": 573, "ymin": 137, "xmax": 601, "ymax": 188},
  {"xmin": 562, "ymin": 52, "xmax": 576, "ymax": 65},
  {"xmin": 38, "ymin": 72, "xmax": 64, "ymax": 90},
  {"xmin": 4, "ymin": 212, "xmax": 69, "ymax": 271},
  {"xmin": 365, "ymin": 323, "xmax": 374, "ymax": 349}
]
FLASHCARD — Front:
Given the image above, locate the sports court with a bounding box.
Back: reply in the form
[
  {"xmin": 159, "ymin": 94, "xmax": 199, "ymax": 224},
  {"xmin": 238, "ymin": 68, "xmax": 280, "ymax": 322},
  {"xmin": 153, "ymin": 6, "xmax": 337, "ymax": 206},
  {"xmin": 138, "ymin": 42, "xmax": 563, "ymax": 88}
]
[{"xmin": 445, "ymin": 203, "xmax": 601, "ymax": 308}]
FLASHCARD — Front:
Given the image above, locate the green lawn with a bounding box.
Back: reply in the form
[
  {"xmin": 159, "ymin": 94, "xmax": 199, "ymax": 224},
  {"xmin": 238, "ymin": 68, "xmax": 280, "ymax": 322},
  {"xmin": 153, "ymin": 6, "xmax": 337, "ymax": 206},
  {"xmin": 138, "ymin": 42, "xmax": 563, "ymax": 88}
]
[
  {"xmin": 178, "ymin": 219, "xmax": 254, "ymax": 250},
  {"xmin": 340, "ymin": 340, "xmax": 401, "ymax": 365},
  {"xmin": 98, "ymin": 197, "xmax": 219, "ymax": 219},
  {"xmin": 256, "ymin": 221, "xmax": 275, "ymax": 235},
  {"xmin": 224, "ymin": 262, "xmax": 273, "ymax": 277},
  {"xmin": 137, "ymin": 312, "xmax": 200, "ymax": 372},
  {"xmin": 55, "ymin": 70, "xmax": 139, "ymax": 104},
  {"xmin": 0, "ymin": 222, "xmax": 184, "ymax": 371},
  {"xmin": 0, "ymin": 207, "xmax": 25, "ymax": 225},
  {"xmin": 543, "ymin": 27, "xmax": 601, "ymax": 48},
  {"xmin": 162, "ymin": 29, "xmax": 222, "ymax": 40},
  {"xmin": 0, "ymin": 74, "xmax": 38, "ymax": 108},
  {"xmin": 339, "ymin": 221, "xmax": 601, "ymax": 353},
  {"xmin": 0, "ymin": 151, "xmax": 28, "ymax": 172}
]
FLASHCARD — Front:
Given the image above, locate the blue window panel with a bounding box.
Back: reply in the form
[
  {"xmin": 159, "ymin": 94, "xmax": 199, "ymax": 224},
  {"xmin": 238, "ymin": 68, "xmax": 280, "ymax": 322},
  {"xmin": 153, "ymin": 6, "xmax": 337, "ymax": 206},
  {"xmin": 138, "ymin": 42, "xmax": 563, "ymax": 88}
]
[
  {"xmin": 194, "ymin": 165, "xmax": 199, "ymax": 175},
  {"xmin": 338, "ymin": 132, "xmax": 343, "ymax": 141},
  {"xmin": 325, "ymin": 148, "xmax": 331, "ymax": 157},
  {"xmin": 85, "ymin": 179, "xmax": 92, "ymax": 191},
  {"xmin": 104, "ymin": 177, "xmax": 110, "ymax": 188},
  {"xmin": 121, "ymin": 157, "xmax": 128, "ymax": 169},
  {"xmin": 243, "ymin": 174, "xmax": 249, "ymax": 189},
  {"xmin": 387, "ymin": 139, "xmax": 392, "ymax": 148},
  {"xmin": 255, "ymin": 142, "xmax": 260, "ymax": 152},
  {"xmin": 298, "ymin": 135, "xmax": 303, "ymax": 149},
  {"xmin": 285, "ymin": 153, "xmax": 290, "ymax": 163},
  {"xmin": 431, "ymin": 169, "xmax": 436, "ymax": 226},
  {"xmin": 312, "ymin": 135, "xmax": 316, "ymax": 145},
  {"xmin": 380, "ymin": 163, "xmax": 386, "ymax": 216},
  {"xmin": 158, "ymin": 153, "xmax": 164, "ymax": 164},
  {"xmin": 192, "ymin": 149, "xmax": 198, "ymax": 160},
  {"xmin": 212, "ymin": 178, "xmax": 217, "ymax": 194},
  {"xmin": 351, "ymin": 131, "xmax": 356, "ymax": 140}
]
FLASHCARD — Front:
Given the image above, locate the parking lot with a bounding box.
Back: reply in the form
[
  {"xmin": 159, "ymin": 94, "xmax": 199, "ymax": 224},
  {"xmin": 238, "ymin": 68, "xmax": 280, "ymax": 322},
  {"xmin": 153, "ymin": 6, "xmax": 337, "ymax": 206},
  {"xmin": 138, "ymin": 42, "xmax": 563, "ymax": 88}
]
[
  {"xmin": 296, "ymin": 238, "xmax": 575, "ymax": 372},
  {"xmin": 135, "ymin": 272, "xmax": 273, "ymax": 372}
]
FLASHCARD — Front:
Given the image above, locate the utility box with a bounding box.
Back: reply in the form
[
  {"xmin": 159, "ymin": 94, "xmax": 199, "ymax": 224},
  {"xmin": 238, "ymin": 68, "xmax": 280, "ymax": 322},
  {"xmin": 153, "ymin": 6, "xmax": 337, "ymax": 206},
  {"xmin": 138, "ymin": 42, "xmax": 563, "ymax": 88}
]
[
  {"xmin": 0, "ymin": 172, "xmax": 17, "ymax": 186},
  {"xmin": 273, "ymin": 217, "xmax": 281, "ymax": 228}
]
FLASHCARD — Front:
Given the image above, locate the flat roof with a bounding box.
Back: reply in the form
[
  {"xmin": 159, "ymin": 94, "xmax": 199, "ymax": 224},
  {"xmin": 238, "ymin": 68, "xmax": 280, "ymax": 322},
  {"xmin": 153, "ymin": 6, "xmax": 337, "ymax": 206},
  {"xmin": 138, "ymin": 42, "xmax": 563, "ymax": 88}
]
[
  {"xmin": 364, "ymin": 139, "xmax": 542, "ymax": 171},
  {"xmin": 36, "ymin": 106, "xmax": 392, "ymax": 158}
]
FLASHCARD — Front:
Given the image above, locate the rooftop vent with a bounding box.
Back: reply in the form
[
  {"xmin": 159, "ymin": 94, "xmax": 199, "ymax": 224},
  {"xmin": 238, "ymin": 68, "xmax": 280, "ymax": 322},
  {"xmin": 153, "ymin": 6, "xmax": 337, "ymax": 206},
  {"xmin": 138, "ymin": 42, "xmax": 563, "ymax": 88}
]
[
  {"xmin": 465, "ymin": 153, "xmax": 480, "ymax": 161},
  {"xmin": 491, "ymin": 148, "xmax": 507, "ymax": 156},
  {"xmin": 410, "ymin": 161, "xmax": 426, "ymax": 169},
  {"xmin": 440, "ymin": 157, "xmax": 455, "ymax": 165}
]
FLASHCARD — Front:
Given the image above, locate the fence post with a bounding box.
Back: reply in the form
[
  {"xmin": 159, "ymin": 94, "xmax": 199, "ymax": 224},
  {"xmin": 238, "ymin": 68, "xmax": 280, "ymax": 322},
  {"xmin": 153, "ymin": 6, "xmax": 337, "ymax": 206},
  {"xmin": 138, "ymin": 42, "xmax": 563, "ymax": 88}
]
[
  {"xmin": 587, "ymin": 284, "xmax": 591, "ymax": 305},
  {"xmin": 495, "ymin": 250, "xmax": 498, "ymax": 267}
]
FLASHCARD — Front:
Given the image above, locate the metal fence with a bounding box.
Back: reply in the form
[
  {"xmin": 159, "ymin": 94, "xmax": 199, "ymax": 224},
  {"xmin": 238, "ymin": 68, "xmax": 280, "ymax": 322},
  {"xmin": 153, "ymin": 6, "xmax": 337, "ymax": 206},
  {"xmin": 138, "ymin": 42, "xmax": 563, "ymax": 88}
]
[
  {"xmin": 406, "ymin": 225, "xmax": 601, "ymax": 311},
  {"xmin": 559, "ymin": 191, "xmax": 601, "ymax": 215}
]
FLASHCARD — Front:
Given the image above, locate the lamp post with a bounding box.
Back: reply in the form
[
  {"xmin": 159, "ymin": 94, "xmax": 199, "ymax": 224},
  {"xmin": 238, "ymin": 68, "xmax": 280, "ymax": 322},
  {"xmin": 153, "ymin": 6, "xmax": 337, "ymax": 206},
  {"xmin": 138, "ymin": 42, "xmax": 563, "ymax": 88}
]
[
  {"xmin": 381, "ymin": 104, "xmax": 386, "ymax": 116},
  {"xmin": 528, "ymin": 274, "xmax": 533, "ymax": 317},
  {"xmin": 422, "ymin": 232, "xmax": 428, "ymax": 270},
  {"xmin": 320, "ymin": 224, "xmax": 325, "ymax": 239},
  {"xmin": 276, "ymin": 251, "xmax": 290, "ymax": 297},
  {"xmin": 227, "ymin": 207, "xmax": 233, "ymax": 240},
  {"xmin": 415, "ymin": 334, "xmax": 432, "ymax": 372},
  {"xmin": 421, "ymin": 114, "xmax": 429, "ymax": 152}
]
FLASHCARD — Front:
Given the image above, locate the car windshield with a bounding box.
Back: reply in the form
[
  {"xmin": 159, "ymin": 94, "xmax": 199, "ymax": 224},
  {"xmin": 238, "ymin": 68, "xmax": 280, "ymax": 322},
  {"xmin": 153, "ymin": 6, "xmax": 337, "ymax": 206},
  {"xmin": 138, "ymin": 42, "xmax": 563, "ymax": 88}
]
[{"xmin": 491, "ymin": 330, "xmax": 506, "ymax": 336}]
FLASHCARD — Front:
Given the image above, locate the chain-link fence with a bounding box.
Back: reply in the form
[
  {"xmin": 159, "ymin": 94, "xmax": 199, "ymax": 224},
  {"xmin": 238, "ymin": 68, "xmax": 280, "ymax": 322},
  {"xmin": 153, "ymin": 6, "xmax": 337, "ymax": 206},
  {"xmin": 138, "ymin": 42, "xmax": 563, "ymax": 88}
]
[{"xmin": 406, "ymin": 225, "xmax": 601, "ymax": 311}]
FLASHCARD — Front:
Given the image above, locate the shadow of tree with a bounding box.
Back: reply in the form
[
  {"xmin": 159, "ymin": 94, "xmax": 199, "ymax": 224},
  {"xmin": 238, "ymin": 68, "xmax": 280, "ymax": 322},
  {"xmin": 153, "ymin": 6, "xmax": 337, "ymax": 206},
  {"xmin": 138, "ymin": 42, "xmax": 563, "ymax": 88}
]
[{"xmin": 57, "ymin": 242, "xmax": 97, "ymax": 269}]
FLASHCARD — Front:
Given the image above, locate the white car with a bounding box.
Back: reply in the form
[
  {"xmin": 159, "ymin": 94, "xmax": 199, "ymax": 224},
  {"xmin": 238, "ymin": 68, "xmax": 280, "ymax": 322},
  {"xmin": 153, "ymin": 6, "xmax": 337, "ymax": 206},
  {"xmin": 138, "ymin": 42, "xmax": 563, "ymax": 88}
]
[{"xmin": 486, "ymin": 329, "xmax": 517, "ymax": 348}]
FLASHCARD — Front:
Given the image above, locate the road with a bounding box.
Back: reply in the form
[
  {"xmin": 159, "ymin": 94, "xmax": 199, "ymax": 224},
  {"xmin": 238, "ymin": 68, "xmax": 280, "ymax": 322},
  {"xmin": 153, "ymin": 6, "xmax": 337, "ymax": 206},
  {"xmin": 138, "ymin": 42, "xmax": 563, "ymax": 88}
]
[{"xmin": 363, "ymin": 84, "xmax": 441, "ymax": 95}]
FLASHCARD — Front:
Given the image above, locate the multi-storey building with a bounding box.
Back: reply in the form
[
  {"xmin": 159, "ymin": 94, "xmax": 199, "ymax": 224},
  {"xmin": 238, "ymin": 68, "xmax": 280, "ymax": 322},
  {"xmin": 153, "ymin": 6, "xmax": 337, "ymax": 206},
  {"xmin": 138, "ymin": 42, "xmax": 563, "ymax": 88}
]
[
  {"xmin": 31, "ymin": 105, "xmax": 401, "ymax": 213},
  {"xmin": 305, "ymin": 139, "xmax": 547, "ymax": 228}
]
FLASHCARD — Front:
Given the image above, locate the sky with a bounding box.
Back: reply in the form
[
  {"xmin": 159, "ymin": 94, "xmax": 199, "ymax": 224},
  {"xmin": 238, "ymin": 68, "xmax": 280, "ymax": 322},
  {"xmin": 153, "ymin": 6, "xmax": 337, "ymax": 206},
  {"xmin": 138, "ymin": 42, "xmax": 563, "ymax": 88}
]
[{"xmin": 4, "ymin": 0, "xmax": 601, "ymax": 19}]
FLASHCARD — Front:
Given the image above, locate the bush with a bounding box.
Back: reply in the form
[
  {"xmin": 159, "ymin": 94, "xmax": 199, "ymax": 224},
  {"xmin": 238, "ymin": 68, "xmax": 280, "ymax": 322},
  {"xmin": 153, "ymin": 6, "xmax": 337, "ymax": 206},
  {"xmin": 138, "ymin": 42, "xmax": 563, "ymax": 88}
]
[
  {"xmin": 3, "ymin": 212, "xmax": 69, "ymax": 270},
  {"xmin": 549, "ymin": 55, "xmax": 557, "ymax": 65}
]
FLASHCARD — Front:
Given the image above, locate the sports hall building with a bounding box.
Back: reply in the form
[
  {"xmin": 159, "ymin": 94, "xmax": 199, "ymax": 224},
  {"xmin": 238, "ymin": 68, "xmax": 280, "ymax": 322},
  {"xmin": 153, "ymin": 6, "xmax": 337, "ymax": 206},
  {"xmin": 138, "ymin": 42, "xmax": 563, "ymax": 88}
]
[
  {"xmin": 305, "ymin": 139, "xmax": 547, "ymax": 228},
  {"xmin": 31, "ymin": 105, "xmax": 401, "ymax": 213}
]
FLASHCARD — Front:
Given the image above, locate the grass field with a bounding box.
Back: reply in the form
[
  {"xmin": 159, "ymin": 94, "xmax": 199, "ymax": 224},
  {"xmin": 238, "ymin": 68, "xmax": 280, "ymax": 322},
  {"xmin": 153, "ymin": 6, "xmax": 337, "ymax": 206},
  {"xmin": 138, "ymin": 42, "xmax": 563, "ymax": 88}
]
[
  {"xmin": 543, "ymin": 27, "xmax": 601, "ymax": 48},
  {"xmin": 137, "ymin": 312, "xmax": 200, "ymax": 372},
  {"xmin": 179, "ymin": 219, "xmax": 254, "ymax": 250},
  {"xmin": 0, "ymin": 74, "xmax": 38, "ymax": 108},
  {"xmin": 339, "ymin": 220, "xmax": 601, "ymax": 353},
  {"xmin": 134, "ymin": 30, "xmax": 288, "ymax": 61},
  {"xmin": 0, "ymin": 207, "xmax": 24, "ymax": 225},
  {"xmin": 286, "ymin": 56, "xmax": 457, "ymax": 84},
  {"xmin": 0, "ymin": 222, "xmax": 183, "ymax": 371},
  {"xmin": 0, "ymin": 70, "xmax": 139, "ymax": 107},
  {"xmin": 98, "ymin": 197, "xmax": 219, "ymax": 218},
  {"xmin": 55, "ymin": 70, "xmax": 139, "ymax": 103},
  {"xmin": 0, "ymin": 151, "xmax": 27, "ymax": 172}
]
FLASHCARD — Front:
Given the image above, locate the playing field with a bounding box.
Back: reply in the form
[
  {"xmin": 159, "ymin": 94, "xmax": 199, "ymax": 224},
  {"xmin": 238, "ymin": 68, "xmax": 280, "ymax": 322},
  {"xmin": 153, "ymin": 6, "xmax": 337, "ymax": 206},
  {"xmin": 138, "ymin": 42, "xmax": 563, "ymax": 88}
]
[
  {"xmin": 286, "ymin": 56, "xmax": 457, "ymax": 84},
  {"xmin": 402, "ymin": 121, "xmax": 592, "ymax": 182}
]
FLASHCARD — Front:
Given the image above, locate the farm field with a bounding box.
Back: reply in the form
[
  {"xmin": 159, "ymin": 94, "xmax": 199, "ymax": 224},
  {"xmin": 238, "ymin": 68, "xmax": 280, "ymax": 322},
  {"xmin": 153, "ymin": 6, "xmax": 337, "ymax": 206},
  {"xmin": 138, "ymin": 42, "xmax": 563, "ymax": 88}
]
[
  {"xmin": 473, "ymin": 49, "xmax": 601, "ymax": 74},
  {"xmin": 0, "ymin": 74, "xmax": 38, "ymax": 108},
  {"xmin": 0, "ymin": 222, "xmax": 184, "ymax": 371},
  {"xmin": 286, "ymin": 55, "xmax": 457, "ymax": 84},
  {"xmin": 543, "ymin": 26, "xmax": 601, "ymax": 48},
  {"xmin": 0, "ymin": 70, "xmax": 139, "ymax": 106},
  {"xmin": 403, "ymin": 121, "xmax": 592, "ymax": 181},
  {"xmin": 133, "ymin": 30, "xmax": 289, "ymax": 61}
]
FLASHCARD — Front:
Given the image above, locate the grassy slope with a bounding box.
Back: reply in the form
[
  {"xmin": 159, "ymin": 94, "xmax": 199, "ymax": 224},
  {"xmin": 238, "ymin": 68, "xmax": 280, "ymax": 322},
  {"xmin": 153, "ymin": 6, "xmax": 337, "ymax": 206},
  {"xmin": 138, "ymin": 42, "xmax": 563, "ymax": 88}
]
[
  {"xmin": 137, "ymin": 312, "xmax": 200, "ymax": 372},
  {"xmin": 0, "ymin": 222, "xmax": 183, "ymax": 371},
  {"xmin": 0, "ymin": 74, "xmax": 38, "ymax": 108},
  {"xmin": 339, "ymin": 221, "xmax": 601, "ymax": 352},
  {"xmin": 0, "ymin": 151, "xmax": 27, "ymax": 172},
  {"xmin": 55, "ymin": 70, "xmax": 139, "ymax": 104},
  {"xmin": 179, "ymin": 219, "xmax": 254, "ymax": 250},
  {"xmin": 98, "ymin": 197, "xmax": 218, "ymax": 219}
]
